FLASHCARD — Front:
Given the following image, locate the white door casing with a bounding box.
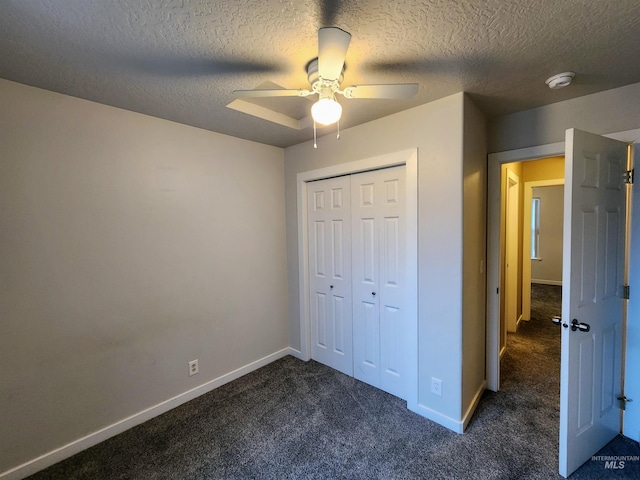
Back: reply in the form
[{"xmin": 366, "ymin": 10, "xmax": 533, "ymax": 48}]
[
  {"xmin": 505, "ymin": 170, "xmax": 520, "ymax": 332},
  {"xmin": 487, "ymin": 142, "xmax": 566, "ymax": 392},
  {"xmin": 559, "ymin": 129, "xmax": 628, "ymax": 477},
  {"xmin": 351, "ymin": 165, "xmax": 407, "ymax": 398},
  {"xmin": 307, "ymin": 175, "xmax": 353, "ymax": 376}
]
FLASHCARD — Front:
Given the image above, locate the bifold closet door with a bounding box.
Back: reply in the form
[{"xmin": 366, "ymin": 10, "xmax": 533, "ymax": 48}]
[
  {"xmin": 352, "ymin": 165, "xmax": 407, "ymax": 399},
  {"xmin": 307, "ymin": 176, "xmax": 353, "ymax": 376}
]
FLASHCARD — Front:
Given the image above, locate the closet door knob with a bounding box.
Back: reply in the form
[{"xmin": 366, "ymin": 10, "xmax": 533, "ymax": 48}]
[
  {"xmin": 372, "ymin": 292, "xmax": 376, "ymax": 296},
  {"xmin": 330, "ymin": 285, "xmax": 334, "ymax": 289}
]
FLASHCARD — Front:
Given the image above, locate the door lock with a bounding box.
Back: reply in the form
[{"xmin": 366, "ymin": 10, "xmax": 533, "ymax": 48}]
[{"xmin": 552, "ymin": 316, "xmax": 568, "ymax": 328}]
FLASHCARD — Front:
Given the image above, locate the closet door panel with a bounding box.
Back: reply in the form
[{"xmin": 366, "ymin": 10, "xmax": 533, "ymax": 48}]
[
  {"xmin": 379, "ymin": 170, "xmax": 407, "ymax": 397},
  {"xmin": 352, "ymin": 174, "xmax": 381, "ymax": 387},
  {"xmin": 352, "ymin": 166, "xmax": 407, "ymax": 398},
  {"xmin": 308, "ymin": 176, "xmax": 353, "ymax": 376}
]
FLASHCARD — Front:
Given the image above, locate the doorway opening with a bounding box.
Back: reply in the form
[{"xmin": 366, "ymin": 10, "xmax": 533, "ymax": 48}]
[{"xmin": 498, "ymin": 157, "xmax": 565, "ymax": 360}]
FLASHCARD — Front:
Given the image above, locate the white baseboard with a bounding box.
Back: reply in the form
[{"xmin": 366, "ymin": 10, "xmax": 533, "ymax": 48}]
[
  {"xmin": 531, "ymin": 279, "xmax": 562, "ymax": 286},
  {"xmin": 0, "ymin": 347, "xmax": 297, "ymax": 480},
  {"xmin": 408, "ymin": 402, "xmax": 464, "ymax": 434},
  {"xmin": 287, "ymin": 348, "xmax": 305, "ymax": 361},
  {"xmin": 462, "ymin": 380, "xmax": 487, "ymax": 431}
]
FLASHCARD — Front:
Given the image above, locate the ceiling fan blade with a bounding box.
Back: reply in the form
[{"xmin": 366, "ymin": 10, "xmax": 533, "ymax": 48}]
[
  {"xmin": 318, "ymin": 27, "xmax": 351, "ymax": 81},
  {"xmin": 319, "ymin": 0, "xmax": 344, "ymax": 26},
  {"xmin": 107, "ymin": 52, "xmax": 282, "ymax": 77},
  {"xmin": 342, "ymin": 84, "xmax": 419, "ymax": 99},
  {"xmin": 233, "ymin": 89, "xmax": 312, "ymax": 98}
]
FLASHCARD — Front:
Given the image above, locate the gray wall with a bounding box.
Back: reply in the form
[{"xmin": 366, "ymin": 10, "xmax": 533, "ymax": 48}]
[
  {"xmin": 489, "ymin": 82, "xmax": 640, "ymax": 153},
  {"xmin": 284, "ymin": 93, "xmax": 487, "ymax": 430},
  {"xmin": 0, "ymin": 79, "xmax": 288, "ymax": 474},
  {"xmin": 531, "ymin": 185, "xmax": 564, "ymax": 284}
]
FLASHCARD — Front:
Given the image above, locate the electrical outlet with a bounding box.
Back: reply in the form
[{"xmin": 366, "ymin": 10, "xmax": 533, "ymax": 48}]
[
  {"xmin": 188, "ymin": 359, "xmax": 199, "ymax": 376},
  {"xmin": 431, "ymin": 377, "xmax": 442, "ymax": 396}
]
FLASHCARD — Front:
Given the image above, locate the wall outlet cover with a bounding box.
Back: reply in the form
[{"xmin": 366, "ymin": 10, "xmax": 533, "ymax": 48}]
[
  {"xmin": 431, "ymin": 377, "xmax": 442, "ymax": 396},
  {"xmin": 189, "ymin": 359, "xmax": 199, "ymax": 376}
]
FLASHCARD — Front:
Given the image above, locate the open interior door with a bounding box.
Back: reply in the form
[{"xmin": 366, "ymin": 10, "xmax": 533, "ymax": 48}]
[{"xmin": 559, "ymin": 128, "xmax": 629, "ymax": 477}]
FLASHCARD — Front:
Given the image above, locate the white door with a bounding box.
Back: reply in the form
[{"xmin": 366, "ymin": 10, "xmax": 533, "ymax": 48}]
[
  {"xmin": 559, "ymin": 129, "xmax": 628, "ymax": 477},
  {"xmin": 351, "ymin": 165, "xmax": 407, "ymax": 399},
  {"xmin": 307, "ymin": 175, "xmax": 353, "ymax": 376},
  {"xmin": 505, "ymin": 171, "xmax": 520, "ymax": 332}
]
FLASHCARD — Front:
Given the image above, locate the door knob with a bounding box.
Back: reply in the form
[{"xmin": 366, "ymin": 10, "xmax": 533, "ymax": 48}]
[
  {"xmin": 330, "ymin": 285, "xmax": 334, "ymax": 289},
  {"xmin": 372, "ymin": 292, "xmax": 376, "ymax": 296},
  {"xmin": 571, "ymin": 319, "xmax": 591, "ymax": 332}
]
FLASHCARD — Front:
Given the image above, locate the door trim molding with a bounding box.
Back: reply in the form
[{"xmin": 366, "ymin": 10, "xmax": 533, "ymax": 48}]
[
  {"xmin": 296, "ymin": 149, "xmax": 418, "ymax": 404},
  {"xmin": 505, "ymin": 169, "xmax": 521, "ymax": 333},
  {"xmin": 488, "ymin": 144, "xmax": 565, "ymax": 392}
]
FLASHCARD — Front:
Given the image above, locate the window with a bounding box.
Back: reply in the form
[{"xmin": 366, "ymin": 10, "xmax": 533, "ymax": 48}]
[{"xmin": 531, "ymin": 197, "xmax": 541, "ymax": 259}]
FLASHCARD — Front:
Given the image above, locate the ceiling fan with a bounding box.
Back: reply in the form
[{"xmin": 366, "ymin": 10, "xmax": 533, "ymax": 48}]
[{"xmin": 232, "ymin": 27, "xmax": 419, "ymax": 132}]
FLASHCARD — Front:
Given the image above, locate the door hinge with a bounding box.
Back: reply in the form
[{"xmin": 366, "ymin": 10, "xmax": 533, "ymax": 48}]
[
  {"xmin": 623, "ymin": 285, "xmax": 630, "ymax": 300},
  {"xmin": 618, "ymin": 395, "xmax": 633, "ymax": 410},
  {"xmin": 624, "ymin": 169, "xmax": 634, "ymax": 184}
]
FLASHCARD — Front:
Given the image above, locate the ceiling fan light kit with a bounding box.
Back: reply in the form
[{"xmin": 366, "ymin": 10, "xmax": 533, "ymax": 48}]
[
  {"xmin": 312, "ymin": 96, "xmax": 342, "ymax": 125},
  {"xmin": 546, "ymin": 72, "xmax": 575, "ymax": 89},
  {"xmin": 233, "ymin": 27, "xmax": 419, "ymax": 147}
]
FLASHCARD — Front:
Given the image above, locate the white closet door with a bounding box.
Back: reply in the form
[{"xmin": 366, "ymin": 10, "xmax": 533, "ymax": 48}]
[
  {"xmin": 352, "ymin": 165, "xmax": 407, "ymax": 398},
  {"xmin": 307, "ymin": 176, "xmax": 353, "ymax": 376}
]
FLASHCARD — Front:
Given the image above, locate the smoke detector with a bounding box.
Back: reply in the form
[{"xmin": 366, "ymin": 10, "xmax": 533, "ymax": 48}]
[{"xmin": 546, "ymin": 72, "xmax": 575, "ymax": 89}]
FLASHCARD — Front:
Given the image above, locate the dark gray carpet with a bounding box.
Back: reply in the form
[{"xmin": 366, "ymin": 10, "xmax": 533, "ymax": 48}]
[{"xmin": 27, "ymin": 285, "xmax": 639, "ymax": 479}]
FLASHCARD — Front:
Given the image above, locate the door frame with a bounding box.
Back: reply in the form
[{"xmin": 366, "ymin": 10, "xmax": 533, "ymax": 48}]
[
  {"xmin": 488, "ymin": 142, "xmax": 564, "ymax": 391},
  {"xmin": 487, "ymin": 128, "xmax": 640, "ymax": 392},
  {"xmin": 504, "ymin": 169, "xmax": 521, "ymax": 333},
  {"xmin": 296, "ymin": 149, "xmax": 418, "ymax": 402}
]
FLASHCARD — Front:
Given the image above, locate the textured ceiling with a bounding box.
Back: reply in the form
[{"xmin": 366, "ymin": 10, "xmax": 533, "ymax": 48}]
[{"xmin": 1, "ymin": 0, "xmax": 640, "ymax": 148}]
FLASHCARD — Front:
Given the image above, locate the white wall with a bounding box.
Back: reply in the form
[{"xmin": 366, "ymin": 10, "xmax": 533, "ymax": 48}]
[
  {"xmin": 285, "ymin": 93, "xmax": 486, "ymax": 431},
  {"xmin": 0, "ymin": 79, "xmax": 288, "ymax": 476},
  {"xmin": 531, "ymin": 185, "xmax": 564, "ymax": 285}
]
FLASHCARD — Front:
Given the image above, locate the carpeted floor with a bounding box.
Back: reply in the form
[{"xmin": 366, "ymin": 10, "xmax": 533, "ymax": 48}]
[{"xmin": 27, "ymin": 284, "xmax": 639, "ymax": 479}]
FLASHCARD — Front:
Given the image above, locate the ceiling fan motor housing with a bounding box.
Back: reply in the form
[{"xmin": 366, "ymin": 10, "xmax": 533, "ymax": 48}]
[{"xmin": 307, "ymin": 58, "xmax": 343, "ymax": 94}]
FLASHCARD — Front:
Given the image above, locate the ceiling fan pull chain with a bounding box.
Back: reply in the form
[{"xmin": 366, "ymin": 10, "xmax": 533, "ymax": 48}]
[
  {"xmin": 313, "ymin": 120, "xmax": 318, "ymax": 149},
  {"xmin": 337, "ymin": 120, "xmax": 340, "ymax": 140}
]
